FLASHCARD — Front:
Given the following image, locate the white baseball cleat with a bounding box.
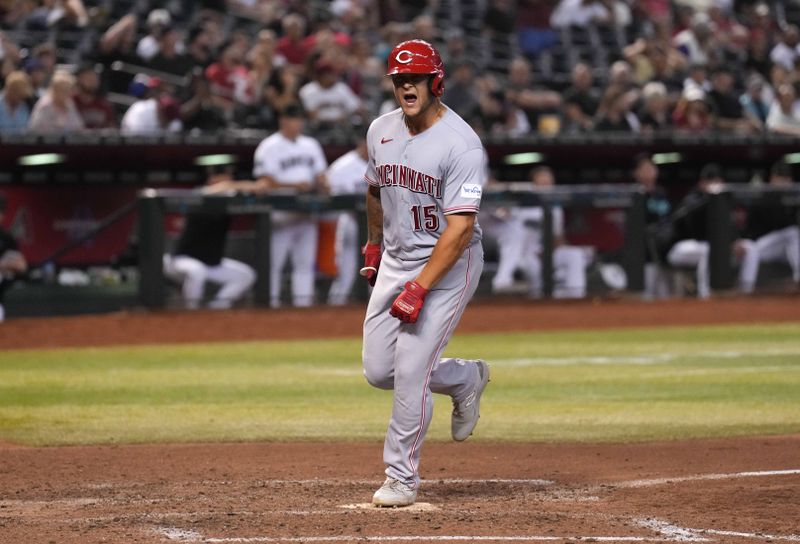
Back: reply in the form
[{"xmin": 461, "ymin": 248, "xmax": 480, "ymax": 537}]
[
  {"xmin": 372, "ymin": 477, "xmax": 417, "ymax": 507},
  {"xmin": 451, "ymin": 360, "xmax": 490, "ymax": 442}
]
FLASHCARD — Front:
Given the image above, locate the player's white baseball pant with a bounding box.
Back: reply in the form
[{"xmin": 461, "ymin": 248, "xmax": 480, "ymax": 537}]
[
  {"xmin": 528, "ymin": 246, "xmax": 588, "ymax": 299},
  {"xmin": 164, "ymin": 255, "xmax": 256, "ymax": 309},
  {"xmin": 644, "ymin": 263, "xmax": 672, "ymax": 300},
  {"xmin": 667, "ymin": 240, "xmax": 710, "ymax": 299},
  {"xmin": 362, "ymin": 244, "xmax": 484, "ymax": 488},
  {"xmin": 738, "ymin": 226, "xmax": 800, "ymax": 292},
  {"xmin": 271, "ymin": 220, "xmax": 318, "ymax": 308},
  {"xmin": 490, "ymin": 216, "xmax": 525, "ymax": 291},
  {"xmin": 328, "ymin": 213, "xmax": 359, "ymax": 306}
]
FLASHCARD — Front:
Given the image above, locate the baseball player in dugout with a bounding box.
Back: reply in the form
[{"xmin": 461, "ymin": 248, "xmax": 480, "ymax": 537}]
[
  {"xmin": 252, "ymin": 103, "xmax": 328, "ymax": 307},
  {"xmin": 361, "ymin": 39, "xmax": 490, "ymax": 508}
]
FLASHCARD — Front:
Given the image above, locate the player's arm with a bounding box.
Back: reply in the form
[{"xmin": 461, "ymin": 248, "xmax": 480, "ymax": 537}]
[
  {"xmin": 365, "ymin": 185, "xmax": 383, "ymax": 244},
  {"xmin": 255, "ymin": 175, "xmax": 312, "ymax": 192},
  {"xmin": 414, "ymin": 212, "xmax": 475, "ymax": 289}
]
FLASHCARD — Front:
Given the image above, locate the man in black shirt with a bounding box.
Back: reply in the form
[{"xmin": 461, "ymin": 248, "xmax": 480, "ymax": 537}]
[
  {"xmin": 0, "ymin": 194, "xmax": 27, "ymax": 322},
  {"xmin": 707, "ymin": 67, "xmax": 756, "ymax": 133},
  {"xmin": 634, "ymin": 154, "xmax": 672, "ymax": 299},
  {"xmin": 163, "ymin": 173, "xmax": 256, "ymax": 309},
  {"xmin": 739, "ymin": 161, "xmax": 800, "ymax": 291}
]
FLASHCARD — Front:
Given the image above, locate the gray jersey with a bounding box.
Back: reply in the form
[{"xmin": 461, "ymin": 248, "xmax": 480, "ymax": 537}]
[{"xmin": 364, "ymin": 106, "xmax": 485, "ymax": 261}]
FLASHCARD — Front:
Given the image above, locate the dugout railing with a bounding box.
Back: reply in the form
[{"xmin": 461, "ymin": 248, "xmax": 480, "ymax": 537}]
[{"xmin": 137, "ymin": 183, "xmax": 800, "ymax": 308}]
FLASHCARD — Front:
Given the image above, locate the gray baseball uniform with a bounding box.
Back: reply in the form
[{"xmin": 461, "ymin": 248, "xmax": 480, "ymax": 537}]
[{"xmin": 362, "ymin": 106, "xmax": 486, "ymax": 488}]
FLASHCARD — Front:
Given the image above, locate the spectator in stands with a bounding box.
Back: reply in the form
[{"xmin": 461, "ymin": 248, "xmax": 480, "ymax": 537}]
[
  {"xmin": 441, "ymin": 28, "xmax": 470, "ymax": 69},
  {"xmin": 739, "ymin": 160, "xmax": 800, "ymax": 292},
  {"xmin": 638, "ymin": 81, "xmax": 672, "ymax": 133},
  {"xmin": 411, "ymin": 14, "xmax": 437, "ymax": 44},
  {"xmin": 120, "ymin": 76, "xmax": 182, "ymax": 134},
  {"xmin": 276, "ymin": 13, "xmax": 310, "ymax": 67},
  {"xmin": 561, "ymin": 62, "xmax": 600, "ymax": 132},
  {"xmin": 635, "ymin": 153, "xmax": 673, "ymax": 300},
  {"xmin": 149, "ymin": 26, "xmax": 194, "ymax": 77},
  {"xmin": 26, "ymin": 0, "xmax": 88, "ymax": 29},
  {"xmin": 98, "ymin": 13, "xmax": 139, "ymax": 64},
  {"xmin": 550, "ymin": 0, "xmax": 611, "ymax": 28},
  {"xmin": 137, "ymin": 8, "xmax": 172, "ymax": 63},
  {"xmin": 674, "ymin": 12, "xmax": 720, "ymax": 67},
  {"xmin": 769, "ymin": 24, "xmax": 800, "ymax": 71},
  {"xmin": 28, "ymin": 42, "xmax": 57, "ymax": 97},
  {"xmin": 594, "ymin": 85, "xmax": 640, "ymax": 132},
  {"xmin": 0, "ymin": 31, "xmax": 22, "ymax": 80},
  {"xmin": 205, "ymin": 41, "xmax": 255, "ymax": 114},
  {"xmin": 181, "ymin": 69, "xmax": 228, "ymax": 133},
  {"xmin": 299, "ymin": 57, "xmax": 362, "ymax": 131},
  {"xmin": 0, "ymin": 193, "xmax": 27, "ymax": 322},
  {"xmin": 477, "ymin": 85, "xmax": 531, "ymax": 138},
  {"xmin": 707, "ymin": 67, "xmax": 757, "ymax": 133},
  {"xmin": 24, "ymin": 57, "xmax": 48, "ymax": 102},
  {"xmin": 264, "ymin": 65, "xmax": 301, "ymax": 123},
  {"xmin": 163, "ymin": 170, "xmax": 256, "ymax": 310},
  {"xmin": 683, "ymin": 63, "xmax": 710, "ymax": 95},
  {"xmin": 73, "ymin": 64, "xmax": 116, "ymax": 129},
  {"xmin": 506, "ymin": 57, "xmax": 561, "ymax": 134},
  {"xmin": 672, "ymin": 87, "xmax": 711, "ymax": 132},
  {"xmin": 624, "ymin": 35, "xmax": 687, "ymax": 90},
  {"xmin": 185, "ymin": 26, "xmax": 215, "ymax": 70},
  {"xmin": 739, "ymin": 73, "xmax": 770, "ymax": 130},
  {"xmin": 29, "ymin": 69, "xmax": 84, "ymax": 132},
  {"xmin": 0, "ymin": 70, "xmax": 32, "ymax": 133},
  {"xmin": 766, "ymin": 84, "xmax": 800, "ymax": 136},
  {"xmin": 441, "ymin": 62, "xmax": 479, "ymax": 121}
]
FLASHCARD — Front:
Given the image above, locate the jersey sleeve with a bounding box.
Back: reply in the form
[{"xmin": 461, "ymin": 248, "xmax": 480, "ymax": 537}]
[
  {"xmin": 252, "ymin": 140, "xmax": 276, "ymax": 178},
  {"xmin": 442, "ymin": 147, "xmax": 486, "ymax": 215}
]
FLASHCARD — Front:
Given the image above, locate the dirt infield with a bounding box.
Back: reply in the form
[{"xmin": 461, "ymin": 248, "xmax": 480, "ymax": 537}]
[
  {"xmin": 0, "ymin": 295, "xmax": 798, "ymax": 349},
  {"xmin": 1, "ymin": 296, "xmax": 798, "ymax": 543}
]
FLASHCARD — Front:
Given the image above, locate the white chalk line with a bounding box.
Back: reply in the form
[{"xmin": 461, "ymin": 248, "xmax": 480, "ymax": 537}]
[
  {"xmin": 493, "ymin": 348, "xmax": 800, "ymax": 367},
  {"xmin": 615, "ymin": 469, "xmax": 800, "ymax": 489},
  {"xmin": 154, "ymin": 528, "xmax": 681, "ymax": 542},
  {"xmin": 637, "ymin": 518, "xmax": 800, "ymax": 542},
  {"xmin": 224, "ymin": 478, "xmax": 554, "ymax": 487}
]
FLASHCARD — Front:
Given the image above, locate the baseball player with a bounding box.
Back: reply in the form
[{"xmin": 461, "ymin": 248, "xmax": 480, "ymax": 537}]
[
  {"xmin": 163, "ymin": 173, "xmax": 256, "ymax": 310},
  {"xmin": 635, "ymin": 153, "xmax": 674, "ymax": 300},
  {"xmin": 492, "ymin": 167, "xmax": 588, "ymax": 298},
  {"xmin": 738, "ymin": 160, "xmax": 800, "ymax": 291},
  {"xmin": 361, "ymin": 39, "xmax": 490, "ymax": 508},
  {"xmin": 252, "ymin": 103, "xmax": 328, "ymax": 307},
  {"xmin": 0, "ymin": 194, "xmax": 27, "ymax": 322},
  {"xmin": 326, "ymin": 129, "xmax": 369, "ymax": 306}
]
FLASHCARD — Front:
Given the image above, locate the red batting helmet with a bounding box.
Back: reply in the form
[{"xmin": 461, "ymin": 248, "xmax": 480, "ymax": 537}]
[{"xmin": 386, "ymin": 39, "xmax": 445, "ymax": 97}]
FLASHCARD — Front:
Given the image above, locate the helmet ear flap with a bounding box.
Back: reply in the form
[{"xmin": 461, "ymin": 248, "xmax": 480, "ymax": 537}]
[{"xmin": 430, "ymin": 70, "xmax": 444, "ymax": 97}]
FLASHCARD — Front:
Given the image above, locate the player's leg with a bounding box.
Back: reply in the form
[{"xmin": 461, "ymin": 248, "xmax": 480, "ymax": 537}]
[
  {"xmin": 552, "ymin": 246, "xmax": 586, "ymax": 299},
  {"xmin": 667, "ymin": 239, "xmax": 710, "ymax": 299},
  {"xmin": 206, "ymin": 258, "xmax": 256, "ymax": 309},
  {"xmin": 383, "ymin": 245, "xmax": 483, "ymax": 488},
  {"xmin": 491, "ymin": 214, "xmax": 525, "ymax": 291},
  {"xmin": 757, "ymin": 226, "xmax": 800, "ymax": 283},
  {"xmin": 786, "ymin": 226, "xmax": 800, "ymax": 282},
  {"xmin": 270, "ymin": 224, "xmax": 294, "ymax": 308},
  {"xmin": 362, "ymin": 251, "xmax": 403, "ymax": 391},
  {"xmin": 328, "ymin": 213, "xmax": 358, "ymax": 305},
  {"xmin": 288, "ymin": 220, "xmax": 318, "ymax": 307},
  {"xmin": 737, "ymin": 239, "xmax": 759, "ymax": 293},
  {"xmin": 167, "ymin": 255, "xmax": 208, "ymax": 309}
]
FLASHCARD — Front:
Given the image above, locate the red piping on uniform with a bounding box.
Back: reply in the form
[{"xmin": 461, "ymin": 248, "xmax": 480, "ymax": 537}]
[
  {"xmin": 364, "ymin": 175, "xmax": 379, "ymax": 186},
  {"xmin": 443, "ymin": 206, "xmax": 479, "ymax": 214},
  {"xmin": 408, "ymin": 245, "xmax": 473, "ymax": 485}
]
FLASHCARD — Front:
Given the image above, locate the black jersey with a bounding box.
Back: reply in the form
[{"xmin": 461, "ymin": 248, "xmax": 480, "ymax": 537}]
[{"xmin": 173, "ymin": 213, "xmax": 231, "ymax": 266}]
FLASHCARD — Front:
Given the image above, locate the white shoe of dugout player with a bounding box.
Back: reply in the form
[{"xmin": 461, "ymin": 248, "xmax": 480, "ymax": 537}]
[
  {"xmin": 451, "ymin": 360, "xmax": 490, "ymax": 442},
  {"xmin": 372, "ymin": 477, "xmax": 417, "ymax": 507}
]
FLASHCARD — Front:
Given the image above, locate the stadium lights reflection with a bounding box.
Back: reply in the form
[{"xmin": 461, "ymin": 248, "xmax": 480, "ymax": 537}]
[
  {"xmin": 652, "ymin": 152, "xmax": 682, "ymax": 165},
  {"xmin": 504, "ymin": 152, "xmax": 544, "ymax": 165},
  {"xmin": 194, "ymin": 154, "xmax": 237, "ymax": 167},
  {"xmin": 783, "ymin": 152, "xmax": 800, "ymax": 164},
  {"xmin": 18, "ymin": 153, "xmax": 66, "ymax": 166}
]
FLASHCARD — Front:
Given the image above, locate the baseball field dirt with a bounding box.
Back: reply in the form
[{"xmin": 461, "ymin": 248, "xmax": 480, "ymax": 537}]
[{"xmin": 1, "ymin": 296, "xmax": 798, "ymax": 543}]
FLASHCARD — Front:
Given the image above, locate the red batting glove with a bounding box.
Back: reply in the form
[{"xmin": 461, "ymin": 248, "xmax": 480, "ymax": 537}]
[
  {"xmin": 390, "ymin": 281, "xmax": 429, "ymax": 324},
  {"xmin": 359, "ymin": 242, "xmax": 382, "ymax": 286}
]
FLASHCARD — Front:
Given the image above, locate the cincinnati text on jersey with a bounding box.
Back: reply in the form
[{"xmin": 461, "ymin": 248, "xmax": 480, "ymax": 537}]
[{"xmin": 375, "ymin": 164, "xmax": 443, "ymax": 198}]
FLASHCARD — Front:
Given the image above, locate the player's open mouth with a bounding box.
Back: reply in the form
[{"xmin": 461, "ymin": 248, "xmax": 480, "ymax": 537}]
[{"xmin": 403, "ymin": 93, "xmax": 417, "ymax": 106}]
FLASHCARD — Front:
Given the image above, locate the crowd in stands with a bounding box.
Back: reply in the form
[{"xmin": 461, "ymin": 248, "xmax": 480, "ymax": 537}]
[{"xmin": 2, "ymin": 0, "xmax": 800, "ymax": 138}]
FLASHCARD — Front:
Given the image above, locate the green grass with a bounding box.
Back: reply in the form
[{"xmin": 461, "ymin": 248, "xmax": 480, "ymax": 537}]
[{"xmin": 1, "ymin": 323, "xmax": 799, "ymax": 446}]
